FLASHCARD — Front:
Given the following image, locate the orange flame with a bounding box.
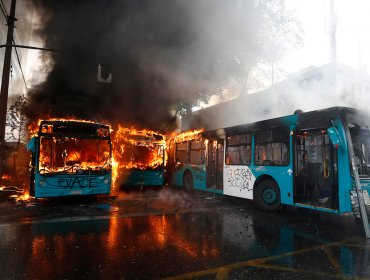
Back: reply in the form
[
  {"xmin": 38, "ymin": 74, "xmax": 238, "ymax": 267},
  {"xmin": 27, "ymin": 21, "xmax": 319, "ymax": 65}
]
[
  {"xmin": 1, "ymin": 174, "xmax": 13, "ymax": 181},
  {"xmin": 112, "ymin": 126, "xmax": 166, "ymax": 170},
  {"xmin": 16, "ymin": 191, "xmax": 30, "ymax": 202},
  {"xmin": 174, "ymin": 129, "xmax": 203, "ymax": 143},
  {"xmin": 31, "ymin": 118, "xmax": 112, "ymax": 176},
  {"xmin": 111, "ymin": 156, "xmax": 119, "ymax": 189}
]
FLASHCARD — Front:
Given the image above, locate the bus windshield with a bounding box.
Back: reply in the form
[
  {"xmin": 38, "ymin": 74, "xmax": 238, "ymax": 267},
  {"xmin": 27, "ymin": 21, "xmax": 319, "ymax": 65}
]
[
  {"xmin": 113, "ymin": 127, "xmax": 165, "ymax": 171},
  {"xmin": 116, "ymin": 142, "xmax": 164, "ymax": 170},
  {"xmin": 39, "ymin": 137, "xmax": 111, "ymax": 174},
  {"xmin": 349, "ymin": 124, "xmax": 370, "ymax": 177}
]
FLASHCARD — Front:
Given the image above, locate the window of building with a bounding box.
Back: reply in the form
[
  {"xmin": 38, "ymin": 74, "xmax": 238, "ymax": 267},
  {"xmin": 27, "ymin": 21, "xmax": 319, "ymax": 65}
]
[
  {"xmin": 226, "ymin": 134, "xmax": 251, "ymax": 165},
  {"xmin": 255, "ymin": 128, "xmax": 290, "ymax": 166}
]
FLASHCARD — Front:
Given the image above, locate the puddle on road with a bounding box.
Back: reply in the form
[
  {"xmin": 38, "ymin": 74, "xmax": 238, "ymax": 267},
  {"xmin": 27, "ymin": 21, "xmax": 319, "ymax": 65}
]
[
  {"xmin": 0, "ymin": 189, "xmax": 369, "ymax": 279},
  {"xmin": 0, "ymin": 204, "xmax": 369, "ymax": 280},
  {"xmin": 93, "ymin": 203, "xmax": 120, "ymax": 213}
]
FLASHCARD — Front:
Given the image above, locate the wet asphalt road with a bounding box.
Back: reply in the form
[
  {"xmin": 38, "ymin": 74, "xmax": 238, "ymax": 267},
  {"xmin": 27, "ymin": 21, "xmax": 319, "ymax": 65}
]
[{"xmin": 0, "ymin": 187, "xmax": 369, "ymax": 280}]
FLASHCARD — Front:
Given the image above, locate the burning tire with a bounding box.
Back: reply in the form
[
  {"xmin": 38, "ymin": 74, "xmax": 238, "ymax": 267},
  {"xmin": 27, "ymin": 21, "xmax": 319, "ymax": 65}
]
[
  {"xmin": 255, "ymin": 179, "xmax": 282, "ymax": 211},
  {"xmin": 183, "ymin": 171, "xmax": 194, "ymax": 191}
]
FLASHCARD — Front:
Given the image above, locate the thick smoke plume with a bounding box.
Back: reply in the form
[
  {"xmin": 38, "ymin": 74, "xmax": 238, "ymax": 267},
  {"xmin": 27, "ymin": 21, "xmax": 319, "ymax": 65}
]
[{"xmin": 26, "ymin": 0, "xmax": 294, "ymax": 132}]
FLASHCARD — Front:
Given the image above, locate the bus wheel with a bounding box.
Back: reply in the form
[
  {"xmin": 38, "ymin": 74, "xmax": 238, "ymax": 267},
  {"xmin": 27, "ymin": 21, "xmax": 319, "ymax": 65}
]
[
  {"xmin": 183, "ymin": 171, "xmax": 194, "ymax": 191},
  {"xmin": 256, "ymin": 180, "xmax": 282, "ymax": 211}
]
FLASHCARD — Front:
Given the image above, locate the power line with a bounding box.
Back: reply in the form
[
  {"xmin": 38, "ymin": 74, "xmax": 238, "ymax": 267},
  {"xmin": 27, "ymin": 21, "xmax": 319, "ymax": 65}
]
[
  {"xmin": 13, "ymin": 42, "xmax": 28, "ymax": 91},
  {"xmin": 0, "ymin": 0, "xmax": 7, "ymax": 22},
  {"xmin": 0, "ymin": 1, "xmax": 28, "ymax": 92},
  {"xmin": 0, "ymin": 0, "xmax": 7, "ymax": 12}
]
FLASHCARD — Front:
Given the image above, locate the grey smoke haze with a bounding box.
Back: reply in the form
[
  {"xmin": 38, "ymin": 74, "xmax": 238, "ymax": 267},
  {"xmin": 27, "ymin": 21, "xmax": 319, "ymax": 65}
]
[
  {"xmin": 25, "ymin": 0, "xmax": 294, "ymax": 131},
  {"xmin": 186, "ymin": 63, "xmax": 370, "ymax": 131}
]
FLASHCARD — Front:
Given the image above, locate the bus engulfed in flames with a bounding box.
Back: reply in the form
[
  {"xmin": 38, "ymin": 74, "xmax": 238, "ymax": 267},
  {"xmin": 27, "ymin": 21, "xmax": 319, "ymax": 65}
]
[
  {"xmin": 27, "ymin": 119, "xmax": 113, "ymax": 198},
  {"xmin": 112, "ymin": 126, "xmax": 166, "ymax": 187},
  {"xmin": 24, "ymin": 117, "xmax": 203, "ymax": 193},
  {"xmin": 35, "ymin": 120, "xmax": 111, "ymax": 175}
]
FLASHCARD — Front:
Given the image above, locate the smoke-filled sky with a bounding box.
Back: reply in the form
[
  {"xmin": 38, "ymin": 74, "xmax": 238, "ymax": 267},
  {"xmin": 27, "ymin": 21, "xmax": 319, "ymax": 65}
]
[{"xmin": 24, "ymin": 0, "xmax": 296, "ymax": 131}]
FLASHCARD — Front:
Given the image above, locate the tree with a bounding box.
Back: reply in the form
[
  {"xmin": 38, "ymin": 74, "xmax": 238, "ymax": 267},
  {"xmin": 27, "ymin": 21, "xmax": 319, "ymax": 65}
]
[
  {"xmin": 6, "ymin": 95, "xmax": 29, "ymax": 148},
  {"xmin": 5, "ymin": 95, "xmax": 29, "ymax": 184},
  {"xmin": 255, "ymin": 0, "xmax": 302, "ymax": 87},
  {"xmin": 176, "ymin": 0, "xmax": 303, "ymax": 114}
]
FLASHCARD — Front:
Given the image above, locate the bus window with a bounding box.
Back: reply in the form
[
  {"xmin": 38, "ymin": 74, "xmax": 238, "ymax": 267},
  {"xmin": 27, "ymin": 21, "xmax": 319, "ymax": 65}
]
[
  {"xmin": 349, "ymin": 125, "xmax": 370, "ymax": 177},
  {"xmin": 226, "ymin": 134, "xmax": 251, "ymax": 165},
  {"xmin": 176, "ymin": 142, "xmax": 189, "ymax": 164},
  {"xmin": 39, "ymin": 137, "xmax": 110, "ymax": 173},
  {"xmin": 190, "ymin": 140, "xmax": 205, "ymax": 164},
  {"xmin": 255, "ymin": 128, "xmax": 290, "ymax": 166}
]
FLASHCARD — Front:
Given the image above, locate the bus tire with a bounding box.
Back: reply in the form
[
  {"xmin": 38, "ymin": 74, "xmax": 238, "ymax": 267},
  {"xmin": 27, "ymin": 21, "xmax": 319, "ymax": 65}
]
[
  {"xmin": 183, "ymin": 171, "xmax": 194, "ymax": 191},
  {"xmin": 255, "ymin": 179, "xmax": 282, "ymax": 211}
]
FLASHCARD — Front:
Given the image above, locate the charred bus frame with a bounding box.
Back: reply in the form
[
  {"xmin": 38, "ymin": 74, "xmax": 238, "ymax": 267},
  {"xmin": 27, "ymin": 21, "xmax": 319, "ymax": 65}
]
[{"xmin": 114, "ymin": 128, "xmax": 166, "ymax": 188}]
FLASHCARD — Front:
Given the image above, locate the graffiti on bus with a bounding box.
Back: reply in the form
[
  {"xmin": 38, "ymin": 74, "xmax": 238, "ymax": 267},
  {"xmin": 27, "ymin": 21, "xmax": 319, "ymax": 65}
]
[{"xmin": 226, "ymin": 168, "xmax": 254, "ymax": 192}]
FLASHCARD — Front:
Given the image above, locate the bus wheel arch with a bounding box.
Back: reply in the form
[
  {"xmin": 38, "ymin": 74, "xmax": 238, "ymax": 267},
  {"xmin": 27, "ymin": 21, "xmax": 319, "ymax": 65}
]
[
  {"xmin": 183, "ymin": 170, "xmax": 194, "ymax": 191},
  {"xmin": 254, "ymin": 176, "xmax": 282, "ymax": 211}
]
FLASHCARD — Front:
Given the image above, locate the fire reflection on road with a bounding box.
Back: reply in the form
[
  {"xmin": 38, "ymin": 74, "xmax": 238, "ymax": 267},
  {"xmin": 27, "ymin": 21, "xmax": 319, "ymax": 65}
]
[{"xmin": 0, "ymin": 192, "xmax": 369, "ymax": 279}]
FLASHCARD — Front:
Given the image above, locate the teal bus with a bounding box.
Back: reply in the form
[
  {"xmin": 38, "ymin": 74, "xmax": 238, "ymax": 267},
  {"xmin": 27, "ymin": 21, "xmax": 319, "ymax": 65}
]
[
  {"xmin": 172, "ymin": 107, "xmax": 370, "ymax": 216},
  {"xmin": 113, "ymin": 127, "xmax": 166, "ymax": 188},
  {"xmin": 27, "ymin": 120, "xmax": 112, "ymax": 198}
]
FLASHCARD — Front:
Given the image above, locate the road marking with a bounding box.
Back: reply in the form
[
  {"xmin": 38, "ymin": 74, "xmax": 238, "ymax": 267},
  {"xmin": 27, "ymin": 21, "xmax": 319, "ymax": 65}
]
[
  {"xmin": 163, "ymin": 238, "xmax": 365, "ymax": 280},
  {"xmin": 215, "ymin": 267, "xmax": 230, "ymax": 280},
  {"xmin": 322, "ymin": 246, "xmax": 342, "ymax": 276}
]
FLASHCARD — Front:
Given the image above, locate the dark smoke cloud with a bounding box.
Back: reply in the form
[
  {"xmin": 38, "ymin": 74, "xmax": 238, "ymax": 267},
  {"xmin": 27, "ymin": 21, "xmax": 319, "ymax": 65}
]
[{"xmin": 26, "ymin": 0, "xmax": 285, "ymax": 132}]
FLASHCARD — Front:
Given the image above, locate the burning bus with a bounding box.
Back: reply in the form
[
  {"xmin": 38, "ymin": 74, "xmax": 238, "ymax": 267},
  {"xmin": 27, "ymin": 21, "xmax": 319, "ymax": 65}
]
[
  {"xmin": 113, "ymin": 126, "xmax": 166, "ymax": 187},
  {"xmin": 27, "ymin": 120, "xmax": 113, "ymax": 198}
]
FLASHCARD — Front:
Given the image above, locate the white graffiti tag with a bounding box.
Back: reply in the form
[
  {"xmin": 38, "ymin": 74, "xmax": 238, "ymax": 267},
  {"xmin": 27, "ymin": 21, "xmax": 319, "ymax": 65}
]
[{"xmin": 227, "ymin": 168, "xmax": 253, "ymax": 191}]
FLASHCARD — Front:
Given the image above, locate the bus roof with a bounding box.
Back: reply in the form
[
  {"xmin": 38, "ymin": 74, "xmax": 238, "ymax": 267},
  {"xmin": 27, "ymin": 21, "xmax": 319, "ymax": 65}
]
[
  {"xmin": 38, "ymin": 120, "xmax": 110, "ymax": 138},
  {"xmin": 203, "ymin": 106, "xmax": 363, "ymax": 138}
]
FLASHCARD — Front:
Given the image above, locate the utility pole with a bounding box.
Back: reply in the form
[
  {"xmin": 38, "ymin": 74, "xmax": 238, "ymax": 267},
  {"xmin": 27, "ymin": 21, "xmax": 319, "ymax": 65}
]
[{"xmin": 0, "ymin": 0, "xmax": 17, "ymax": 178}]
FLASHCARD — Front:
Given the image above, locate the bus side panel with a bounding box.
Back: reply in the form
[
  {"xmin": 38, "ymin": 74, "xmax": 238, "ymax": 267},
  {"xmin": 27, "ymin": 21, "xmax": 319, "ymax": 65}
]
[
  {"xmin": 172, "ymin": 167, "xmax": 183, "ymax": 187},
  {"xmin": 142, "ymin": 170, "xmax": 164, "ymax": 186},
  {"xmin": 223, "ymin": 165, "xmax": 293, "ymax": 204},
  {"xmin": 173, "ymin": 165, "xmax": 207, "ymax": 190},
  {"xmin": 251, "ymin": 166, "xmax": 294, "ymax": 205},
  {"xmin": 34, "ymin": 173, "xmax": 111, "ymax": 198},
  {"xmin": 121, "ymin": 170, "xmax": 164, "ymax": 186},
  {"xmin": 223, "ymin": 165, "xmax": 255, "ymax": 199}
]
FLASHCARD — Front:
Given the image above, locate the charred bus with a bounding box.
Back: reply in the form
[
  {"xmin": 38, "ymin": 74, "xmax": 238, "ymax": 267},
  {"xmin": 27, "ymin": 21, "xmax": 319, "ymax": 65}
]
[
  {"xmin": 113, "ymin": 127, "xmax": 166, "ymax": 187},
  {"xmin": 27, "ymin": 120, "xmax": 112, "ymax": 198}
]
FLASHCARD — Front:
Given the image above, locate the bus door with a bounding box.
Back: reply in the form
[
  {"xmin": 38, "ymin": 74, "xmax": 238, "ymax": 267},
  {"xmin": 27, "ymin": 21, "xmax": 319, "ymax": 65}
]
[
  {"xmin": 207, "ymin": 139, "xmax": 224, "ymax": 190},
  {"xmin": 294, "ymin": 130, "xmax": 338, "ymax": 209}
]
